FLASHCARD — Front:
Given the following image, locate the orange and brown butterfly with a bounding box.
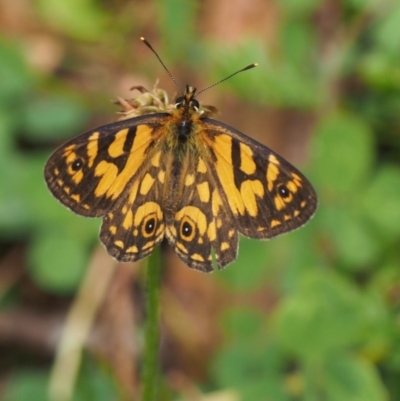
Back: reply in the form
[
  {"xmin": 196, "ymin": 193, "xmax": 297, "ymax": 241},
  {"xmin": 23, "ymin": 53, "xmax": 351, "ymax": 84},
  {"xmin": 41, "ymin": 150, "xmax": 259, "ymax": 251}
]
[{"xmin": 44, "ymin": 37, "xmax": 317, "ymax": 273}]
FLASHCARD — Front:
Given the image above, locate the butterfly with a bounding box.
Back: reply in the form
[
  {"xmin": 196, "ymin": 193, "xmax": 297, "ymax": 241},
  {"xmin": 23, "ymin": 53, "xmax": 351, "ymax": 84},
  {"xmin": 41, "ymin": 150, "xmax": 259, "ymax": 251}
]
[{"xmin": 44, "ymin": 38, "xmax": 317, "ymax": 272}]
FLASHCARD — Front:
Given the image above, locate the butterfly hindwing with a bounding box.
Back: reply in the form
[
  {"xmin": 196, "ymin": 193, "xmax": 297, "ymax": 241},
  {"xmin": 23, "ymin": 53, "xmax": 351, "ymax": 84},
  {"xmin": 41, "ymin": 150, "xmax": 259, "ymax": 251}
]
[
  {"xmin": 165, "ymin": 154, "xmax": 238, "ymax": 272},
  {"xmin": 99, "ymin": 151, "xmax": 169, "ymax": 262}
]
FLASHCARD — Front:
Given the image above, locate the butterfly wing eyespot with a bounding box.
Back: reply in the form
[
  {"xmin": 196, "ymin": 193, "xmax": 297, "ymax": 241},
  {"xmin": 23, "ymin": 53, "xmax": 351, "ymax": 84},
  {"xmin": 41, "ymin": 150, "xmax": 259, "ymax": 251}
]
[
  {"xmin": 277, "ymin": 184, "xmax": 290, "ymax": 198},
  {"xmin": 180, "ymin": 217, "xmax": 196, "ymax": 241},
  {"xmin": 70, "ymin": 158, "xmax": 84, "ymax": 172},
  {"xmin": 143, "ymin": 214, "xmax": 158, "ymax": 237},
  {"xmin": 100, "ymin": 194, "xmax": 166, "ymax": 262},
  {"xmin": 166, "ymin": 204, "xmax": 213, "ymax": 272}
]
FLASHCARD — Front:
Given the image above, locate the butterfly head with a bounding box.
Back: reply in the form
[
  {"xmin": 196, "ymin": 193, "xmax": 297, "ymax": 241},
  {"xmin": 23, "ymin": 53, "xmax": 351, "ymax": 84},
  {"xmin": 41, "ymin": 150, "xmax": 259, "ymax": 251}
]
[
  {"xmin": 175, "ymin": 85, "xmax": 200, "ymax": 111},
  {"xmin": 173, "ymin": 85, "xmax": 218, "ymax": 119}
]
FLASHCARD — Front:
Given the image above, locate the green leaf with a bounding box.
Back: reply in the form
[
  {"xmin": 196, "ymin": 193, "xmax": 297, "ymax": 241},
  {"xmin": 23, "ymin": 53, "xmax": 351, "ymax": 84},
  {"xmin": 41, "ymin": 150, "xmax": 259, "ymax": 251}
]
[
  {"xmin": 371, "ymin": 258, "xmax": 400, "ymax": 295},
  {"xmin": 281, "ymin": 20, "xmax": 316, "ymax": 70},
  {"xmin": 374, "ymin": 3, "xmax": 400, "ymax": 55},
  {"xmin": 212, "ymin": 343, "xmax": 289, "ymax": 401},
  {"xmin": 275, "ymin": 272, "xmax": 364, "ymax": 358},
  {"xmin": 28, "ymin": 232, "xmax": 89, "ymax": 293},
  {"xmin": 324, "ymin": 355, "xmax": 387, "ymax": 401},
  {"xmin": 74, "ymin": 356, "xmax": 118, "ymax": 401},
  {"xmin": 318, "ymin": 206, "xmax": 379, "ymax": 268},
  {"xmin": 22, "ymin": 94, "xmax": 89, "ymax": 141},
  {"xmin": 218, "ymin": 237, "xmax": 270, "ymax": 290},
  {"xmin": 220, "ymin": 308, "xmax": 265, "ymax": 342},
  {"xmin": 0, "ymin": 109, "xmax": 15, "ymax": 156},
  {"xmin": 346, "ymin": 0, "xmax": 381, "ymax": 10},
  {"xmin": 156, "ymin": 0, "xmax": 197, "ymax": 63},
  {"xmin": 248, "ymin": 46, "xmax": 321, "ymax": 108},
  {"xmin": 358, "ymin": 289, "xmax": 391, "ymax": 362},
  {"xmin": 362, "ymin": 165, "xmax": 400, "ymax": 237},
  {"xmin": 0, "ymin": 155, "xmax": 35, "ymax": 238},
  {"xmin": 0, "ymin": 39, "xmax": 33, "ymax": 103},
  {"xmin": 278, "ymin": 0, "xmax": 324, "ymax": 16},
  {"xmin": 207, "ymin": 39, "xmax": 271, "ymax": 102},
  {"xmin": 359, "ymin": 51, "xmax": 400, "ymax": 90},
  {"xmin": 271, "ymin": 224, "xmax": 320, "ymax": 291},
  {"xmin": 311, "ymin": 112, "xmax": 374, "ymax": 194},
  {"xmin": 35, "ymin": 0, "xmax": 109, "ymax": 41},
  {"xmin": 2, "ymin": 370, "xmax": 49, "ymax": 401}
]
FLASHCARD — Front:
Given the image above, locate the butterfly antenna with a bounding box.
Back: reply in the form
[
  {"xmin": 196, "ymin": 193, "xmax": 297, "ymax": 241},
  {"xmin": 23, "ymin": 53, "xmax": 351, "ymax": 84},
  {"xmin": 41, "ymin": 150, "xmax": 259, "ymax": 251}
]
[
  {"xmin": 196, "ymin": 63, "xmax": 258, "ymax": 96},
  {"xmin": 140, "ymin": 37, "xmax": 183, "ymax": 94}
]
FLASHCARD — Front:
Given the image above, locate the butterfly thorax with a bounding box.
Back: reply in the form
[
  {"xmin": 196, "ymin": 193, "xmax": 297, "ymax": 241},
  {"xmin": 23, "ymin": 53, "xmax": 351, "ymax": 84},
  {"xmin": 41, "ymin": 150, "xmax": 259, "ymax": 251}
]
[
  {"xmin": 158, "ymin": 86, "xmax": 215, "ymax": 216},
  {"xmin": 160, "ymin": 85, "xmax": 212, "ymax": 163}
]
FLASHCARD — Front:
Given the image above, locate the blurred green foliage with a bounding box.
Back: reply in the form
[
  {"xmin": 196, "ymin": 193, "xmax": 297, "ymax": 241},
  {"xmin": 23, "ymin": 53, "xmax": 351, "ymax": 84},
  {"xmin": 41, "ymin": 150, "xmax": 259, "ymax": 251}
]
[
  {"xmin": 2, "ymin": 358, "xmax": 116, "ymax": 401},
  {"xmin": 1, "ymin": 0, "xmax": 400, "ymax": 400},
  {"xmin": 0, "ymin": 36, "xmax": 98, "ymax": 292}
]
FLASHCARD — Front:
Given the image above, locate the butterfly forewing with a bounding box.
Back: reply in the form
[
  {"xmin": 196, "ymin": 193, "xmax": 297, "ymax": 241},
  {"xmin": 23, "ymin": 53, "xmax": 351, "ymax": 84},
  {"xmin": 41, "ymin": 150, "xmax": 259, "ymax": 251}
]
[
  {"xmin": 200, "ymin": 118, "xmax": 317, "ymax": 239},
  {"xmin": 44, "ymin": 114, "xmax": 169, "ymax": 217}
]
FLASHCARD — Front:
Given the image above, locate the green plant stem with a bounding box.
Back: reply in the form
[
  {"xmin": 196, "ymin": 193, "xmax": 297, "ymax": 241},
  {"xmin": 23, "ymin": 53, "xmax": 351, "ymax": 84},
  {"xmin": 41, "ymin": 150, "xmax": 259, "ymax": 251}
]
[{"xmin": 141, "ymin": 246, "xmax": 162, "ymax": 401}]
